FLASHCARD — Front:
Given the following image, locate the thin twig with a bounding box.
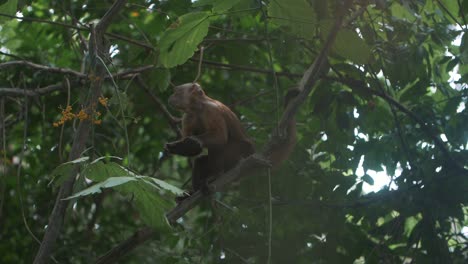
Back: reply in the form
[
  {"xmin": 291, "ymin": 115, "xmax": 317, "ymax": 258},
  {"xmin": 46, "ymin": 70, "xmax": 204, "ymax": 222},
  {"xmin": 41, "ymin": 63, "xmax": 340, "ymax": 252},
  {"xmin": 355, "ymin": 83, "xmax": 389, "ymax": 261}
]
[
  {"xmin": 189, "ymin": 58, "xmax": 302, "ymax": 78},
  {"xmin": 17, "ymin": 90, "xmax": 41, "ymax": 244},
  {"xmin": 193, "ymin": 46, "xmax": 204, "ymax": 83},
  {"xmin": 0, "ymin": 60, "xmax": 86, "ymax": 78},
  {"xmin": 136, "ymin": 76, "xmax": 181, "ymax": 137},
  {"xmin": 0, "ymin": 65, "xmax": 153, "ymax": 97}
]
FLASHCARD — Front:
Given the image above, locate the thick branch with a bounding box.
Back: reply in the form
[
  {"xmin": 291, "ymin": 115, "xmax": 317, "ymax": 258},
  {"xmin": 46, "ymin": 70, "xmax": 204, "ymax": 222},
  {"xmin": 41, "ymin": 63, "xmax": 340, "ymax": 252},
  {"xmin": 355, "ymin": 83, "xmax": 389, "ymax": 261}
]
[
  {"xmin": 33, "ymin": 1, "xmax": 128, "ymax": 263},
  {"xmin": 95, "ymin": 227, "xmax": 155, "ymax": 264}
]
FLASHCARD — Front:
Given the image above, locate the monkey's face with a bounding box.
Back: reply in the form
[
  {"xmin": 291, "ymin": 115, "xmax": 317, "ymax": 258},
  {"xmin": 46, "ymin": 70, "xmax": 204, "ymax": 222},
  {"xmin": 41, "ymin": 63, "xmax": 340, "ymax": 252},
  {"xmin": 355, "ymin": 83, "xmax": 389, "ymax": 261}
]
[{"xmin": 168, "ymin": 83, "xmax": 204, "ymax": 111}]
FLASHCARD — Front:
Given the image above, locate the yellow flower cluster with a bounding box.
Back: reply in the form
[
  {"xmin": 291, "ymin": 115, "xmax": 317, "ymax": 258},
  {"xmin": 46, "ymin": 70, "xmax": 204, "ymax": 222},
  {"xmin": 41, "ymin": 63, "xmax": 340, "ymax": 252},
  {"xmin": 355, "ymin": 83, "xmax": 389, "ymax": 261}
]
[
  {"xmin": 98, "ymin": 96, "xmax": 108, "ymax": 107},
  {"xmin": 53, "ymin": 98, "xmax": 106, "ymax": 127},
  {"xmin": 53, "ymin": 105, "xmax": 75, "ymax": 127}
]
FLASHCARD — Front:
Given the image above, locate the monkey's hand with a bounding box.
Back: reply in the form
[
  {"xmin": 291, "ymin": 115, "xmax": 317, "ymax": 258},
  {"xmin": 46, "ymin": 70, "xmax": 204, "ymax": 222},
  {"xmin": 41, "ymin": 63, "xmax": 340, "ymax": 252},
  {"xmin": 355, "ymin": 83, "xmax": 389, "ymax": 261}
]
[{"xmin": 165, "ymin": 137, "xmax": 203, "ymax": 157}]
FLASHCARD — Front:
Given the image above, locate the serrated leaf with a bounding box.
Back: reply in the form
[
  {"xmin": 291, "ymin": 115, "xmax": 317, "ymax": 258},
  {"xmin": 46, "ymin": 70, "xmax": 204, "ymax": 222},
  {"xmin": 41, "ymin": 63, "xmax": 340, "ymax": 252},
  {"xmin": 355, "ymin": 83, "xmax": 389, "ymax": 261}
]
[
  {"xmin": 193, "ymin": 0, "xmax": 241, "ymax": 13},
  {"xmin": 49, "ymin": 157, "xmax": 89, "ymax": 187},
  {"xmin": 66, "ymin": 174, "xmax": 181, "ymax": 229},
  {"xmin": 49, "ymin": 163, "xmax": 74, "ymax": 188},
  {"xmin": 334, "ymin": 29, "xmax": 371, "ymax": 64},
  {"xmin": 153, "ymin": 68, "xmax": 171, "ymax": 92},
  {"xmin": 64, "ymin": 177, "xmax": 137, "ymax": 200},
  {"xmin": 142, "ymin": 176, "xmax": 185, "ymax": 196},
  {"xmin": 129, "ymin": 180, "xmax": 173, "ymax": 229},
  {"xmin": 159, "ymin": 12, "xmax": 210, "ymax": 68},
  {"xmin": 268, "ymin": 0, "xmax": 316, "ymax": 40},
  {"xmin": 212, "ymin": 0, "xmax": 241, "ymax": 13},
  {"xmin": 192, "ymin": 0, "xmax": 214, "ymax": 8},
  {"xmin": 0, "ymin": 0, "xmax": 17, "ymax": 23},
  {"xmin": 82, "ymin": 161, "xmax": 128, "ymax": 182}
]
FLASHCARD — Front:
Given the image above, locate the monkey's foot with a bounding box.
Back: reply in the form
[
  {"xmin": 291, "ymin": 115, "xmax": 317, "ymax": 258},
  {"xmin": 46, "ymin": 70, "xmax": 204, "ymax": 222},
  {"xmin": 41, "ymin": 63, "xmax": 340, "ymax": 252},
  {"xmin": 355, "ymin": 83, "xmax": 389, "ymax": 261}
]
[{"xmin": 175, "ymin": 192, "xmax": 192, "ymax": 203}]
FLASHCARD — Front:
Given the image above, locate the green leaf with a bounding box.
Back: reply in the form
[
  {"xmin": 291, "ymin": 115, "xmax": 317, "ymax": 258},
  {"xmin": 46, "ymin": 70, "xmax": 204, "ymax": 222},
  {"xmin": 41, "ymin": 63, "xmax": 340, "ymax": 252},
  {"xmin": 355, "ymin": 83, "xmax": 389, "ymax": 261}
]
[
  {"xmin": 333, "ymin": 29, "xmax": 371, "ymax": 64},
  {"xmin": 65, "ymin": 176, "xmax": 137, "ymax": 199},
  {"xmin": 268, "ymin": 0, "xmax": 316, "ymax": 40},
  {"xmin": 159, "ymin": 12, "xmax": 210, "ymax": 68},
  {"xmin": 153, "ymin": 68, "xmax": 171, "ymax": 92},
  {"xmin": 49, "ymin": 157, "xmax": 90, "ymax": 187},
  {"xmin": 193, "ymin": 0, "xmax": 241, "ymax": 13},
  {"xmin": 142, "ymin": 176, "xmax": 185, "ymax": 196},
  {"xmin": 212, "ymin": 0, "xmax": 241, "ymax": 13},
  {"xmin": 0, "ymin": 0, "xmax": 17, "ymax": 23},
  {"xmin": 192, "ymin": 0, "xmax": 216, "ymax": 8},
  {"xmin": 82, "ymin": 161, "xmax": 128, "ymax": 182},
  {"xmin": 49, "ymin": 163, "xmax": 73, "ymax": 188},
  {"xmin": 129, "ymin": 181, "xmax": 173, "ymax": 229},
  {"xmin": 390, "ymin": 2, "xmax": 415, "ymax": 20},
  {"xmin": 459, "ymin": 32, "xmax": 468, "ymax": 64},
  {"xmin": 66, "ymin": 174, "xmax": 183, "ymax": 229}
]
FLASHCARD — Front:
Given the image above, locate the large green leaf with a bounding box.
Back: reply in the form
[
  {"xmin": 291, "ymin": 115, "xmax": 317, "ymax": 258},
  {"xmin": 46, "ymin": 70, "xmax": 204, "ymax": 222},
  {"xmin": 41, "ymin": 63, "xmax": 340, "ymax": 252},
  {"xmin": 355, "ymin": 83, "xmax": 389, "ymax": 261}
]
[
  {"xmin": 333, "ymin": 29, "xmax": 371, "ymax": 65},
  {"xmin": 158, "ymin": 12, "xmax": 210, "ymax": 68},
  {"xmin": 0, "ymin": 0, "xmax": 17, "ymax": 23},
  {"xmin": 65, "ymin": 174, "xmax": 183, "ymax": 228},
  {"xmin": 65, "ymin": 176, "xmax": 137, "ymax": 199},
  {"xmin": 49, "ymin": 157, "xmax": 90, "ymax": 187},
  {"xmin": 268, "ymin": 0, "xmax": 316, "ymax": 40},
  {"xmin": 192, "ymin": 0, "xmax": 241, "ymax": 13}
]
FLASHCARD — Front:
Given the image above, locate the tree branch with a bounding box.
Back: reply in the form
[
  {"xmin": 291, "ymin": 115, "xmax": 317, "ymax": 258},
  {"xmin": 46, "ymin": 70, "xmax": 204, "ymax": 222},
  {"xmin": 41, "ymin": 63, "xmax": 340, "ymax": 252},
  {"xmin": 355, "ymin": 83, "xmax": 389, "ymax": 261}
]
[
  {"xmin": 33, "ymin": 1, "xmax": 128, "ymax": 263},
  {"xmin": 0, "ymin": 66, "xmax": 153, "ymax": 97},
  {"xmin": 0, "ymin": 61, "xmax": 86, "ymax": 78},
  {"xmin": 189, "ymin": 58, "xmax": 302, "ymax": 78},
  {"xmin": 135, "ymin": 76, "xmax": 181, "ymax": 137},
  {"xmin": 0, "ymin": 83, "xmax": 71, "ymax": 97},
  {"xmin": 95, "ymin": 227, "xmax": 155, "ymax": 264}
]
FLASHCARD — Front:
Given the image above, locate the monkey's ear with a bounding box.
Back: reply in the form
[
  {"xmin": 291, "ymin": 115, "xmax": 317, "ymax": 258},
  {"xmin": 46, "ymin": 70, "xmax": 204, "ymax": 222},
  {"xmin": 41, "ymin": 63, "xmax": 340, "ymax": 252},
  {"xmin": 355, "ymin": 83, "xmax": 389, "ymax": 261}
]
[{"xmin": 191, "ymin": 83, "xmax": 204, "ymax": 95}]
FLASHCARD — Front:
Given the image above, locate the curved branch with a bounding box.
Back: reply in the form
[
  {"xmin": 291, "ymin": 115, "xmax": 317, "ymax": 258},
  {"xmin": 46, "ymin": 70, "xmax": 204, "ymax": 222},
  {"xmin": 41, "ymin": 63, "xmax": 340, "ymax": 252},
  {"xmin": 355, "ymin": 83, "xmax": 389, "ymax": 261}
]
[
  {"xmin": 189, "ymin": 58, "xmax": 302, "ymax": 78},
  {"xmin": 0, "ymin": 83, "xmax": 67, "ymax": 97},
  {"xmin": 135, "ymin": 76, "xmax": 181, "ymax": 137},
  {"xmin": 0, "ymin": 61, "xmax": 86, "ymax": 78},
  {"xmin": 0, "ymin": 66, "xmax": 153, "ymax": 97}
]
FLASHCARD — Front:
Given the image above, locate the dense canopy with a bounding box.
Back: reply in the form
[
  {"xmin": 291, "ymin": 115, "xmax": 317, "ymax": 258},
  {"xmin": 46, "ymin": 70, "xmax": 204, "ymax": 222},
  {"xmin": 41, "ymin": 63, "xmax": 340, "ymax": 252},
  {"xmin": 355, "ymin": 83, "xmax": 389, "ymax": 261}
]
[{"xmin": 0, "ymin": 0, "xmax": 467, "ymax": 263}]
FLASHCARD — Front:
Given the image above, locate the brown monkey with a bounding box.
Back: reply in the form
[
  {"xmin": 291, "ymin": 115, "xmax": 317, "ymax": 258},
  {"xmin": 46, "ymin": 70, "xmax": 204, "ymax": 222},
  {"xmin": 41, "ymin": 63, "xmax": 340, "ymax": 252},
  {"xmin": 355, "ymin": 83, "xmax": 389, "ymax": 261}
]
[
  {"xmin": 165, "ymin": 83, "xmax": 299, "ymax": 199},
  {"xmin": 165, "ymin": 83, "xmax": 255, "ymax": 196}
]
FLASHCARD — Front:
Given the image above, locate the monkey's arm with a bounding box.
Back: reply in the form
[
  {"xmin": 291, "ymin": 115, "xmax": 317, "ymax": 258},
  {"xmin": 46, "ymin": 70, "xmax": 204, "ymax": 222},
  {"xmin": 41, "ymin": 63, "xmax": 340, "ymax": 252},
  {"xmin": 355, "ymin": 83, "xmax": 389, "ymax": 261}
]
[
  {"xmin": 192, "ymin": 115, "xmax": 228, "ymax": 149},
  {"xmin": 165, "ymin": 113, "xmax": 204, "ymax": 156},
  {"xmin": 165, "ymin": 137, "xmax": 203, "ymax": 156}
]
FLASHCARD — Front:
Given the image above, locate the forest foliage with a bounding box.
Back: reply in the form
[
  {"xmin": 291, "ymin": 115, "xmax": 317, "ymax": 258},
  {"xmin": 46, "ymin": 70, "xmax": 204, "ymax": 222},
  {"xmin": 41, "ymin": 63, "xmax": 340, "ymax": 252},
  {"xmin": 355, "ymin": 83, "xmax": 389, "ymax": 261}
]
[{"xmin": 0, "ymin": 0, "xmax": 467, "ymax": 263}]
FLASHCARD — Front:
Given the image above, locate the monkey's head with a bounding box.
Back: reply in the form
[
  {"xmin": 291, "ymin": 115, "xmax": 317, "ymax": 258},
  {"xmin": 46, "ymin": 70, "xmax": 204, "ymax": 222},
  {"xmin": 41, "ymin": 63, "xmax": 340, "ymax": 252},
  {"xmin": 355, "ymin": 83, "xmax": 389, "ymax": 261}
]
[{"xmin": 168, "ymin": 83, "xmax": 205, "ymax": 111}]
